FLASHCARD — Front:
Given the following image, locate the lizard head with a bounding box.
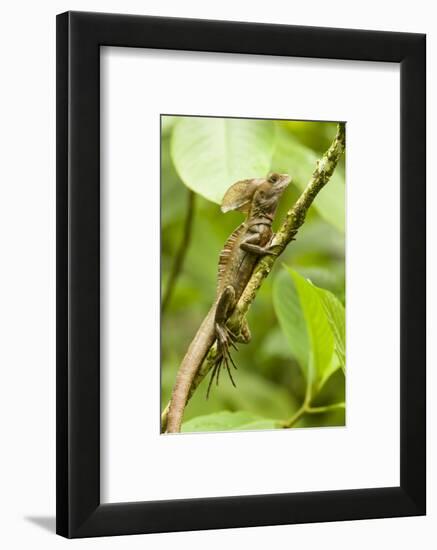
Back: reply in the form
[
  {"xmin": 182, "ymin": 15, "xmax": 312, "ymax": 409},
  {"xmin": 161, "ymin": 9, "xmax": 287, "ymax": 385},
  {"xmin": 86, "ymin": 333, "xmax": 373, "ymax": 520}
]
[
  {"xmin": 221, "ymin": 173, "xmax": 291, "ymax": 215},
  {"xmin": 251, "ymin": 172, "xmax": 291, "ymax": 217}
]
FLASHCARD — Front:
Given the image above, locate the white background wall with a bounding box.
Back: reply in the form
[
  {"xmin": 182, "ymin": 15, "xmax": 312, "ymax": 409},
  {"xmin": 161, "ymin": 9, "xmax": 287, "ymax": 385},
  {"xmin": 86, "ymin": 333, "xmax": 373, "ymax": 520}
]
[{"xmin": 0, "ymin": 1, "xmax": 433, "ymax": 548}]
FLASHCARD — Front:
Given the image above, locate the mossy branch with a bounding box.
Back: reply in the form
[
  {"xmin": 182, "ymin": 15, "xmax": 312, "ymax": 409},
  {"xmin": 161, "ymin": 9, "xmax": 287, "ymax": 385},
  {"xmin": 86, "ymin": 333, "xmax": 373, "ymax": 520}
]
[{"xmin": 161, "ymin": 123, "xmax": 345, "ymax": 432}]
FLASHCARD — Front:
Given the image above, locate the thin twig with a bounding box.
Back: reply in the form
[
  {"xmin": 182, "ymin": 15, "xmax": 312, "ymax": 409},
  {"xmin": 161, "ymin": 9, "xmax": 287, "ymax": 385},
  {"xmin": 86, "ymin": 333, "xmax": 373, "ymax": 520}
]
[
  {"xmin": 281, "ymin": 405, "xmax": 307, "ymax": 429},
  {"xmin": 161, "ymin": 190, "xmax": 195, "ymax": 313},
  {"xmin": 281, "ymin": 401, "xmax": 345, "ymax": 429},
  {"xmin": 306, "ymin": 402, "xmax": 345, "ymax": 414},
  {"xmin": 161, "ymin": 123, "xmax": 345, "ymax": 429}
]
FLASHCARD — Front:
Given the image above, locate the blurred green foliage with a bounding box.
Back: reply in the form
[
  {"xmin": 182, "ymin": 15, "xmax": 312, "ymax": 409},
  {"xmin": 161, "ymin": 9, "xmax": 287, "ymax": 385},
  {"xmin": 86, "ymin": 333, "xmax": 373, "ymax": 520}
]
[{"xmin": 161, "ymin": 116, "xmax": 346, "ymax": 432}]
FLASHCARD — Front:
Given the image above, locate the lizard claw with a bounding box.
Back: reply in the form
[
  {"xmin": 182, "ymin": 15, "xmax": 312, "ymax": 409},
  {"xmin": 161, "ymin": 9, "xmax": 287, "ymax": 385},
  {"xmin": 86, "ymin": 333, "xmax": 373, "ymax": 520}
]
[{"xmin": 206, "ymin": 324, "xmax": 239, "ymax": 398}]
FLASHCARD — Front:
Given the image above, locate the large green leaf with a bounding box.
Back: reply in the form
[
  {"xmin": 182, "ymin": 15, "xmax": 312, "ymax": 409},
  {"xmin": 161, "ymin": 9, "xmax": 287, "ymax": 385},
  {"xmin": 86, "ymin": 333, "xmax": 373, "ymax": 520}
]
[
  {"xmin": 317, "ymin": 288, "xmax": 346, "ymax": 374},
  {"xmin": 181, "ymin": 411, "xmax": 279, "ymax": 433},
  {"xmin": 273, "ymin": 268, "xmax": 337, "ymax": 395},
  {"xmin": 273, "ymin": 270, "xmax": 308, "ymax": 371},
  {"xmin": 289, "ymin": 269, "xmax": 337, "ymax": 391},
  {"xmin": 272, "ymin": 126, "xmax": 345, "ymax": 232},
  {"xmin": 171, "ymin": 117, "xmax": 276, "ymax": 204}
]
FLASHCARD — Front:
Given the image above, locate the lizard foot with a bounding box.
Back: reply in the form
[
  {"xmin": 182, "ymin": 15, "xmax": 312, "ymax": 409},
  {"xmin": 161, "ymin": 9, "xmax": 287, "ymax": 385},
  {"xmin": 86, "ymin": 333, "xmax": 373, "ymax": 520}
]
[{"xmin": 206, "ymin": 324, "xmax": 239, "ymax": 398}]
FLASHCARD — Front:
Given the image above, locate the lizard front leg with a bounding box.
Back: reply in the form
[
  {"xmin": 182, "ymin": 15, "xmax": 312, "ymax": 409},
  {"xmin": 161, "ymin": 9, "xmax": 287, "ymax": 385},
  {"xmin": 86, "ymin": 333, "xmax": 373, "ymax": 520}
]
[{"xmin": 240, "ymin": 231, "xmax": 277, "ymax": 256}]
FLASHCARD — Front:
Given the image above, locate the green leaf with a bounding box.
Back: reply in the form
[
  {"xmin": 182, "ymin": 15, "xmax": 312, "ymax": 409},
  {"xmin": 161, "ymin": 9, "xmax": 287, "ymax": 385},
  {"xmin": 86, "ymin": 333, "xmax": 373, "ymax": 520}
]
[
  {"xmin": 161, "ymin": 115, "xmax": 177, "ymax": 136},
  {"xmin": 171, "ymin": 117, "xmax": 276, "ymax": 204},
  {"xmin": 316, "ymin": 287, "xmax": 346, "ymax": 373},
  {"xmin": 273, "ymin": 268, "xmax": 337, "ymax": 395},
  {"xmin": 273, "ymin": 270, "xmax": 309, "ymax": 371},
  {"xmin": 237, "ymin": 419, "xmax": 280, "ymax": 430},
  {"xmin": 181, "ymin": 411, "xmax": 279, "ymax": 433},
  {"xmin": 272, "ymin": 126, "xmax": 345, "ymax": 232},
  {"xmin": 289, "ymin": 270, "xmax": 337, "ymax": 391}
]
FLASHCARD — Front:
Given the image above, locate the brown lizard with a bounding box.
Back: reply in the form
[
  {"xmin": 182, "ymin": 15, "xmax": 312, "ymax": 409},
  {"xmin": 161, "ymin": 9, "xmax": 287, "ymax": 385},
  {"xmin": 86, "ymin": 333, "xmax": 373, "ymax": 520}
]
[{"xmin": 166, "ymin": 172, "xmax": 291, "ymax": 433}]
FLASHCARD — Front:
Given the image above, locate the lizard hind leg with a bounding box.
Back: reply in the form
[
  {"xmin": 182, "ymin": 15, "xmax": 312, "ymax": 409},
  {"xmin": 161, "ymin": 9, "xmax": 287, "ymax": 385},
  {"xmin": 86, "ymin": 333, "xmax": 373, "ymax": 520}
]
[
  {"xmin": 206, "ymin": 324, "xmax": 238, "ymax": 398},
  {"xmin": 206, "ymin": 286, "xmax": 239, "ymax": 397}
]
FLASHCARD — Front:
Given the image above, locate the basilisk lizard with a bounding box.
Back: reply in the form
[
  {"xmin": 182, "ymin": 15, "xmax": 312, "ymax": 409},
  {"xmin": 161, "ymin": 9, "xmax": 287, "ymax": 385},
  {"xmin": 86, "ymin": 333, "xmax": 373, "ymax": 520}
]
[{"xmin": 166, "ymin": 172, "xmax": 291, "ymax": 433}]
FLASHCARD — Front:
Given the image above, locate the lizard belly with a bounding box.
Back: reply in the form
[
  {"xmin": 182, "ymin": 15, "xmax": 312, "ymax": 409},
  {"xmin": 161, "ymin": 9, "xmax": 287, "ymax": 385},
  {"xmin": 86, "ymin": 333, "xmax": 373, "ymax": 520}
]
[{"xmin": 232, "ymin": 252, "xmax": 257, "ymax": 301}]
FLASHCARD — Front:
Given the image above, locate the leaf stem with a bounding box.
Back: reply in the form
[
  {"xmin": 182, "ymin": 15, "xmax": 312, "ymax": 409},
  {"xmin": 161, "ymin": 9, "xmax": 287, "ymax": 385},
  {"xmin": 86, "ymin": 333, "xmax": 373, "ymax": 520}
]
[
  {"xmin": 281, "ymin": 401, "xmax": 345, "ymax": 429},
  {"xmin": 281, "ymin": 405, "xmax": 307, "ymax": 429},
  {"xmin": 306, "ymin": 402, "xmax": 345, "ymax": 414}
]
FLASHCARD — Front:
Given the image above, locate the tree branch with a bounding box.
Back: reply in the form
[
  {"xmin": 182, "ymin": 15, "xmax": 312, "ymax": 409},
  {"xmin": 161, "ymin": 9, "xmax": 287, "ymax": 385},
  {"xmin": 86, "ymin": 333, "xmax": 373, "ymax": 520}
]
[
  {"xmin": 161, "ymin": 190, "xmax": 195, "ymax": 313},
  {"xmin": 161, "ymin": 123, "xmax": 345, "ymax": 430}
]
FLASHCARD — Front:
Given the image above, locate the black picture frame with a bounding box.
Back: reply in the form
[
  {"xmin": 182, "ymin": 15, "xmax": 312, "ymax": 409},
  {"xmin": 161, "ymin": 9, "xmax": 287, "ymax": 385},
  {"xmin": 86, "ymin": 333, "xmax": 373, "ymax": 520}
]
[{"xmin": 57, "ymin": 11, "xmax": 426, "ymax": 538}]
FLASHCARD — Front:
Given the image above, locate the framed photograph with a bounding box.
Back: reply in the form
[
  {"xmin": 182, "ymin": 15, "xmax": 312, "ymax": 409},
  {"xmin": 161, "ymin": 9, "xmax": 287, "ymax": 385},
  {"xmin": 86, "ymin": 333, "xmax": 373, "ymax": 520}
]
[{"xmin": 57, "ymin": 11, "xmax": 426, "ymax": 538}]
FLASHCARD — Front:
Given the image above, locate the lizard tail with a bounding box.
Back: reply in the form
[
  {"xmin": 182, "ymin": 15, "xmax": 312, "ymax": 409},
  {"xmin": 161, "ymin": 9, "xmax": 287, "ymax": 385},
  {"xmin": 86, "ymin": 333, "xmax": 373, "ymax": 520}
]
[{"xmin": 166, "ymin": 306, "xmax": 217, "ymax": 433}]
